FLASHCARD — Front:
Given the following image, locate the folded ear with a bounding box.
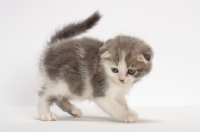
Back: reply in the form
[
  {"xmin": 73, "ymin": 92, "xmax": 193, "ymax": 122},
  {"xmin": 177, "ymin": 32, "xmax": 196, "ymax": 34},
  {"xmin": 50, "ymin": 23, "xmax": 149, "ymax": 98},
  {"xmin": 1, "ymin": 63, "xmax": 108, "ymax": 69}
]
[
  {"xmin": 100, "ymin": 47, "xmax": 111, "ymax": 58},
  {"xmin": 100, "ymin": 46, "xmax": 107, "ymax": 54},
  {"xmin": 143, "ymin": 52, "xmax": 153, "ymax": 62},
  {"xmin": 137, "ymin": 52, "xmax": 153, "ymax": 64}
]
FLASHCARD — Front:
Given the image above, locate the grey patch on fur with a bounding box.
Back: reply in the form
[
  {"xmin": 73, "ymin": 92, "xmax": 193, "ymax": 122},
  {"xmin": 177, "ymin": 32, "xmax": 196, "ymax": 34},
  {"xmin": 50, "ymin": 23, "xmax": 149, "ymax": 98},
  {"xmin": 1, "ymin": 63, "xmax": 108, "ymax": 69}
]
[
  {"xmin": 92, "ymin": 67, "xmax": 108, "ymax": 97},
  {"xmin": 47, "ymin": 95, "xmax": 58, "ymax": 103},
  {"xmin": 43, "ymin": 37, "xmax": 108, "ymax": 96},
  {"xmin": 78, "ymin": 38, "xmax": 108, "ymax": 97}
]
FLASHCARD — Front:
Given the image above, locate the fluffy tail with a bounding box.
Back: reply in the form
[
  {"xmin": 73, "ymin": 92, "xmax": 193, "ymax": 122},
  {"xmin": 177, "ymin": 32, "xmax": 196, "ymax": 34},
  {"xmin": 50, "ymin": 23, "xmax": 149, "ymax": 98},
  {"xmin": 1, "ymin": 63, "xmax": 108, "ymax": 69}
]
[{"xmin": 50, "ymin": 11, "xmax": 101, "ymax": 43}]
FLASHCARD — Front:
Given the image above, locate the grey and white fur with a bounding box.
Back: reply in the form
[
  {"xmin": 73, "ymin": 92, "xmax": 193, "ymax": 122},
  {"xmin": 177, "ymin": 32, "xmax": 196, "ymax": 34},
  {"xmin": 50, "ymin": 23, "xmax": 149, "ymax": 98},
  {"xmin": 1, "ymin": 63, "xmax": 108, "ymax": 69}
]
[{"xmin": 38, "ymin": 11, "xmax": 153, "ymax": 123}]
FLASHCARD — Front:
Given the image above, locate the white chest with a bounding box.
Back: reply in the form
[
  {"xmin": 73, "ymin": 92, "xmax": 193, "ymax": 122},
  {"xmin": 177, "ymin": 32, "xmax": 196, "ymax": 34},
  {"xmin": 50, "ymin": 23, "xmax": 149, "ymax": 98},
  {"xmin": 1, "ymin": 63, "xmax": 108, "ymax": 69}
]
[{"xmin": 105, "ymin": 81, "xmax": 133, "ymax": 98}]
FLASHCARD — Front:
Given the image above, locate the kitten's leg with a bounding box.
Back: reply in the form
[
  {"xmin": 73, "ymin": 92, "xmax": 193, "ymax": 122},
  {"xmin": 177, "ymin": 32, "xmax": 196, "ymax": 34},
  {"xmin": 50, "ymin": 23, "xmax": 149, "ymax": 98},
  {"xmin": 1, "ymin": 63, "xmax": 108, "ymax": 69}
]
[
  {"xmin": 56, "ymin": 98, "xmax": 83, "ymax": 117},
  {"xmin": 116, "ymin": 97, "xmax": 129, "ymax": 111},
  {"xmin": 94, "ymin": 97, "xmax": 138, "ymax": 123},
  {"xmin": 38, "ymin": 95, "xmax": 57, "ymax": 121}
]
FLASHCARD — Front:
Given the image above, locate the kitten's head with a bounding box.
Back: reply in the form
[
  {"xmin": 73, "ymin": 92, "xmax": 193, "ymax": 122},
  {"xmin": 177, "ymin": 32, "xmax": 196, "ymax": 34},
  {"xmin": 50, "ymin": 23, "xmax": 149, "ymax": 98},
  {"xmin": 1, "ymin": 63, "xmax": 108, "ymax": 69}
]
[{"xmin": 100, "ymin": 35, "xmax": 153, "ymax": 85}]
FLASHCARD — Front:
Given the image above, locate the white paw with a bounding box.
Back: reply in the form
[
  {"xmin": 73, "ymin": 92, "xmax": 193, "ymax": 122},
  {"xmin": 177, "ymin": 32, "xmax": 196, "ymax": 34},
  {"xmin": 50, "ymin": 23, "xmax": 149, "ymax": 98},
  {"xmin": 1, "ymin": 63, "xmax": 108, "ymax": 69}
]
[
  {"xmin": 123, "ymin": 113, "xmax": 138, "ymax": 123},
  {"xmin": 70, "ymin": 108, "xmax": 83, "ymax": 117},
  {"xmin": 41, "ymin": 113, "xmax": 57, "ymax": 121}
]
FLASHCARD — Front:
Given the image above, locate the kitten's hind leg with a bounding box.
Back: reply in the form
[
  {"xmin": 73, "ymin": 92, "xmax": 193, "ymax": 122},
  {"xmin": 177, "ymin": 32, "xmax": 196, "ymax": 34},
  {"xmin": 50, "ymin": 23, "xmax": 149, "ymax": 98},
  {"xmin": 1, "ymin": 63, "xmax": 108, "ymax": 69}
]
[
  {"xmin": 56, "ymin": 98, "xmax": 83, "ymax": 117},
  {"xmin": 38, "ymin": 95, "xmax": 57, "ymax": 121}
]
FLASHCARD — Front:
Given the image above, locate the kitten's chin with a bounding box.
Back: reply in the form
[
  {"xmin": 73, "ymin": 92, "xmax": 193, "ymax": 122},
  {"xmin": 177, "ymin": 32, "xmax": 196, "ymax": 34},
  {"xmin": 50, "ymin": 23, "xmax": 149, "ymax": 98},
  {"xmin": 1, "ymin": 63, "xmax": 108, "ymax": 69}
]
[
  {"xmin": 121, "ymin": 82, "xmax": 133, "ymax": 86},
  {"xmin": 120, "ymin": 82, "xmax": 130, "ymax": 86}
]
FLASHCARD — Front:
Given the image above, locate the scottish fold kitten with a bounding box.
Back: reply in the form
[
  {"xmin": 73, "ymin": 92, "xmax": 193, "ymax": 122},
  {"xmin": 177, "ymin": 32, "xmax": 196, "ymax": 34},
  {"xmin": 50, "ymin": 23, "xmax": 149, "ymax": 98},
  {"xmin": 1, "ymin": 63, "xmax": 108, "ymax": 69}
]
[{"xmin": 38, "ymin": 12, "xmax": 153, "ymax": 123}]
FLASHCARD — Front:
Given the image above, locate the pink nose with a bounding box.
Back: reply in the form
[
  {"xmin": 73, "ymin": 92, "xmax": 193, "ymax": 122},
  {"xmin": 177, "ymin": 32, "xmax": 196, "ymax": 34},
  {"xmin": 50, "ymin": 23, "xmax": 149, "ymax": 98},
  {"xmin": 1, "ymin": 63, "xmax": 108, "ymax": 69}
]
[{"xmin": 119, "ymin": 79, "xmax": 124, "ymax": 82}]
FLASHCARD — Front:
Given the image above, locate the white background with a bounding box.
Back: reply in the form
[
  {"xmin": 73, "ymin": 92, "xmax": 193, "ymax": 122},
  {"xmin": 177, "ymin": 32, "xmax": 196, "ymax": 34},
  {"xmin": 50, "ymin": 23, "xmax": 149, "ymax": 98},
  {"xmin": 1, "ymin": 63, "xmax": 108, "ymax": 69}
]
[{"xmin": 0, "ymin": 0, "xmax": 200, "ymax": 107}]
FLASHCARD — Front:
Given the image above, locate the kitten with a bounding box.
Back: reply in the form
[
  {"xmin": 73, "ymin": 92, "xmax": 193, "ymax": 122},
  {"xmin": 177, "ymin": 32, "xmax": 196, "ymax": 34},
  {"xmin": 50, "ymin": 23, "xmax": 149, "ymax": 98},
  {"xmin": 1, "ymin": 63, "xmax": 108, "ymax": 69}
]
[{"xmin": 38, "ymin": 11, "xmax": 153, "ymax": 123}]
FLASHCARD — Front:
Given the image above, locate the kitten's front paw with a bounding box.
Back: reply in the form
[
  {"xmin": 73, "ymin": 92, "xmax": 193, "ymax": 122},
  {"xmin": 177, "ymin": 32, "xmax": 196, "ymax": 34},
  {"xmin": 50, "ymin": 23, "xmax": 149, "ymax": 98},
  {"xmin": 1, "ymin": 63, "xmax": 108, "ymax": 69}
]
[
  {"xmin": 123, "ymin": 113, "xmax": 138, "ymax": 123},
  {"xmin": 70, "ymin": 108, "xmax": 83, "ymax": 117},
  {"xmin": 41, "ymin": 113, "xmax": 57, "ymax": 121}
]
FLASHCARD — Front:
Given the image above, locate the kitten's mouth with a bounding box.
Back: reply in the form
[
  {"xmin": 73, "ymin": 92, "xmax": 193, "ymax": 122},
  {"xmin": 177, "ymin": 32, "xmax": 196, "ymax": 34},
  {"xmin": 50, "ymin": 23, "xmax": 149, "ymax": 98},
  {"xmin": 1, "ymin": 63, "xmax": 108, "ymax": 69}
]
[{"xmin": 120, "ymin": 82, "xmax": 126, "ymax": 85}]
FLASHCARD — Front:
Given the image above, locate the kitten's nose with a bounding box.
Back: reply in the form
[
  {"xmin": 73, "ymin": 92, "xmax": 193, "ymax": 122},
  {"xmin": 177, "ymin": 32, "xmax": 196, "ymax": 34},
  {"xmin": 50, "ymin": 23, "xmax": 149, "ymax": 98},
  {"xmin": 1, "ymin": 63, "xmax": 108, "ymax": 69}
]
[{"xmin": 119, "ymin": 79, "xmax": 124, "ymax": 82}]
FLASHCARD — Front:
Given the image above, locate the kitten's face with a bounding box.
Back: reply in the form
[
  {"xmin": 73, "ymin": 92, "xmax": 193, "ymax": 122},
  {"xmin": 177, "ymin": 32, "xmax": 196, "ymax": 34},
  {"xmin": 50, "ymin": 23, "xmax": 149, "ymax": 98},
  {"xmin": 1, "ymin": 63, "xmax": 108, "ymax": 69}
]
[
  {"xmin": 102, "ymin": 53, "xmax": 138, "ymax": 85},
  {"xmin": 100, "ymin": 36, "xmax": 153, "ymax": 85}
]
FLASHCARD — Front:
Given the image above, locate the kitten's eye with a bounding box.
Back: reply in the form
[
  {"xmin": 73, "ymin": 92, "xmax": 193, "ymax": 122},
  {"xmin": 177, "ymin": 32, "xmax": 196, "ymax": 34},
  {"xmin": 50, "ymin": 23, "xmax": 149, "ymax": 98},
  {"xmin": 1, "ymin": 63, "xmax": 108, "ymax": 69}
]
[
  {"xmin": 111, "ymin": 68, "xmax": 118, "ymax": 73},
  {"xmin": 127, "ymin": 69, "xmax": 136, "ymax": 75}
]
